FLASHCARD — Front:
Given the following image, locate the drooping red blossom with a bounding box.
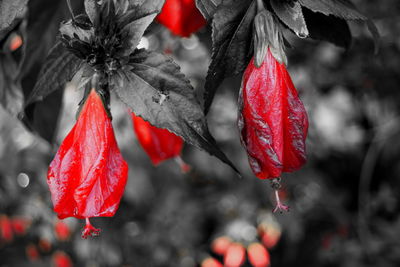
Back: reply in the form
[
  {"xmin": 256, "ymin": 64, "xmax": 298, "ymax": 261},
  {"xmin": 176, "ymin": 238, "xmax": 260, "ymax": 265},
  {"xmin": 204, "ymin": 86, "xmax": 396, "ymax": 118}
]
[
  {"xmin": 238, "ymin": 49, "xmax": 308, "ymax": 180},
  {"xmin": 224, "ymin": 243, "xmax": 246, "ymax": 267},
  {"xmin": 47, "ymin": 89, "xmax": 128, "ymax": 238},
  {"xmin": 130, "ymin": 112, "xmax": 190, "ymax": 172},
  {"xmin": 247, "ymin": 243, "xmax": 270, "ymax": 267},
  {"xmin": 156, "ymin": 0, "xmax": 207, "ymax": 37}
]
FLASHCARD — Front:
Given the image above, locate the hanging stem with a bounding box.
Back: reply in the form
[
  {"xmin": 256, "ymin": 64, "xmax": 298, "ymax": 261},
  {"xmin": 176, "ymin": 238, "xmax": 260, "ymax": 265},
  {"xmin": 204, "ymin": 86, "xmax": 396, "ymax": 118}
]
[
  {"xmin": 66, "ymin": 0, "xmax": 76, "ymax": 21},
  {"xmin": 270, "ymin": 178, "xmax": 290, "ymax": 213},
  {"xmin": 256, "ymin": 0, "xmax": 265, "ymax": 12}
]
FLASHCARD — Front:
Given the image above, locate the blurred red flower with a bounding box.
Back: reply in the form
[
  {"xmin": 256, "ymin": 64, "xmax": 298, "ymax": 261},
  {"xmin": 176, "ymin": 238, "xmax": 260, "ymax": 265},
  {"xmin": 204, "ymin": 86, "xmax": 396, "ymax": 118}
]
[{"xmin": 157, "ymin": 0, "xmax": 207, "ymax": 37}]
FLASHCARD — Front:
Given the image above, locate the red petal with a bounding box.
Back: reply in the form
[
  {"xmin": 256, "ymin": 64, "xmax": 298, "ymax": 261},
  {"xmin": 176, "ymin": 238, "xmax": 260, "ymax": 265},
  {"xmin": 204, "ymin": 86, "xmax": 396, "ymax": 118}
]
[
  {"xmin": 48, "ymin": 90, "xmax": 128, "ymax": 220},
  {"xmin": 156, "ymin": 0, "xmax": 207, "ymax": 37},
  {"xmin": 131, "ymin": 113, "xmax": 184, "ymax": 166},
  {"xmin": 238, "ymin": 50, "xmax": 308, "ymax": 179}
]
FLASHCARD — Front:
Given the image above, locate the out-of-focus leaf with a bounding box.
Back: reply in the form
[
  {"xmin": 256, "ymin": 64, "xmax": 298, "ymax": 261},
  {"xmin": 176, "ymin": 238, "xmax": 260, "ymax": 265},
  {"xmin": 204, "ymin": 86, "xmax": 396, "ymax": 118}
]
[
  {"xmin": 270, "ymin": 0, "xmax": 309, "ymax": 38},
  {"xmin": 195, "ymin": 0, "xmax": 221, "ymax": 20},
  {"xmin": 204, "ymin": 0, "xmax": 256, "ymax": 114},
  {"xmin": 113, "ymin": 49, "xmax": 238, "ymax": 173},
  {"xmin": 0, "ymin": 0, "xmax": 28, "ymax": 37},
  {"xmin": 84, "ymin": 0, "xmax": 100, "ymax": 25},
  {"xmin": 26, "ymin": 89, "xmax": 64, "ymax": 143},
  {"xmin": 25, "ymin": 42, "xmax": 82, "ymax": 105},
  {"xmin": 299, "ymin": 0, "xmax": 367, "ymax": 20},
  {"xmin": 0, "ymin": 53, "xmax": 23, "ymax": 116},
  {"xmin": 303, "ymin": 8, "xmax": 352, "ymax": 49},
  {"xmin": 299, "ymin": 0, "xmax": 379, "ymax": 52},
  {"xmin": 20, "ymin": 0, "xmax": 83, "ymax": 99}
]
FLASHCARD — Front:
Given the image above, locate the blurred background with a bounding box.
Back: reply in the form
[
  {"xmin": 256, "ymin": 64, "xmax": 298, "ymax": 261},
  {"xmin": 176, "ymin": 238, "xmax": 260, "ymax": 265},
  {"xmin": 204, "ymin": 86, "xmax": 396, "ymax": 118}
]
[{"xmin": 1, "ymin": 0, "xmax": 400, "ymax": 266}]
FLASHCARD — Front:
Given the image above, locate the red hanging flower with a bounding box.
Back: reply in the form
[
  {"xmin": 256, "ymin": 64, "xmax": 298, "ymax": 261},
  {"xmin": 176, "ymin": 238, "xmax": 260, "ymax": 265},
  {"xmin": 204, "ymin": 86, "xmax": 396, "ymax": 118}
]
[
  {"xmin": 157, "ymin": 0, "xmax": 207, "ymax": 37},
  {"xmin": 238, "ymin": 49, "xmax": 308, "ymax": 180},
  {"xmin": 47, "ymin": 89, "xmax": 128, "ymax": 238},
  {"xmin": 130, "ymin": 112, "xmax": 190, "ymax": 172}
]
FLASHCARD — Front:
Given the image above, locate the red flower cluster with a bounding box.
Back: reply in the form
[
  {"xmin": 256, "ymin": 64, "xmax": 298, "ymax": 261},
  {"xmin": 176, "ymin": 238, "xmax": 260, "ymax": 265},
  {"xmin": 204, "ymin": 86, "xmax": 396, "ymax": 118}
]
[
  {"xmin": 47, "ymin": 89, "xmax": 128, "ymax": 238},
  {"xmin": 203, "ymin": 235, "xmax": 272, "ymax": 267},
  {"xmin": 157, "ymin": 0, "xmax": 207, "ymax": 37}
]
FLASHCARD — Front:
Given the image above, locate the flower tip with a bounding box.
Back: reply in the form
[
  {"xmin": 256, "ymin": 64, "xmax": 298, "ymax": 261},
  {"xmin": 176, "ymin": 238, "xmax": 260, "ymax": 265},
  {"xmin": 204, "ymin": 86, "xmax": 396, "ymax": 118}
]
[
  {"xmin": 81, "ymin": 218, "xmax": 101, "ymax": 239},
  {"xmin": 175, "ymin": 156, "xmax": 191, "ymax": 174},
  {"xmin": 272, "ymin": 190, "xmax": 290, "ymax": 214}
]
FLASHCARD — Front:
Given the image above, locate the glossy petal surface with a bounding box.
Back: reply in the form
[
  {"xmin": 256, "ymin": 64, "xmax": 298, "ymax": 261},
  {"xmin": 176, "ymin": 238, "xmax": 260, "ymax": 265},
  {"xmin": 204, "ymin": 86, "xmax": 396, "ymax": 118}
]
[
  {"xmin": 156, "ymin": 0, "xmax": 207, "ymax": 37},
  {"xmin": 131, "ymin": 113, "xmax": 184, "ymax": 165},
  {"xmin": 238, "ymin": 50, "xmax": 308, "ymax": 179},
  {"xmin": 48, "ymin": 90, "xmax": 128, "ymax": 219}
]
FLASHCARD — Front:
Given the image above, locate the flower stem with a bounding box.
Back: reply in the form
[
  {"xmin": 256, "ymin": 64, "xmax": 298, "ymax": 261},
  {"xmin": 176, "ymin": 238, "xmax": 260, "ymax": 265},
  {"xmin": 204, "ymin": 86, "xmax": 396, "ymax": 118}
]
[
  {"xmin": 256, "ymin": 0, "xmax": 265, "ymax": 12},
  {"xmin": 66, "ymin": 0, "xmax": 76, "ymax": 21}
]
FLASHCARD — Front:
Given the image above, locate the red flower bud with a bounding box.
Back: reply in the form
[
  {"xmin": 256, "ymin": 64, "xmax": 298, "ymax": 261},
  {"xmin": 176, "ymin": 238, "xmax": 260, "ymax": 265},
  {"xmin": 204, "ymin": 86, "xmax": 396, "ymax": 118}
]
[
  {"xmin": 211, "ymin": 236, "xmax": 232, "ymax": 256},
  {"xmin": 238, "ymin": 49, "xmax": 308, "ymax": 180},
  {"xmin": 224, "ymin": 243, "xmax": 246, "ymax": 267},
  {"xmin": 52, "ymin": 251, "xmax": 73, "ymax": 267},
  {"xmin": 247, "ymin": 243, "xmax": 270, "ymax": 267},
  {"xmin": 157, "ymin": 0, "xmax": 207, "ymax": 37},
  {"xmin": 54, "ymin": 220, "xmax": 70, "ymax": 241},
  {"xmin": 48, "ymin": 89, "xmax": 128, "ymax": 237},
  {"xmin": 131, "ymin": 113, "xmax": 190, "ymax": 172},
  {"xmin": 201, "ymin": 257, "xmax": 223, "ymax": 267},
  {"xmin": 9, "ymin": 34, "xmax": 23, "ymax": 52},
  {"xmin": 11, "ymin": 217, "xmax": 31, "ymax": 236},
  {"xmin": 0, "ymin": 215, "xmax": 13, "ymax": 242}
]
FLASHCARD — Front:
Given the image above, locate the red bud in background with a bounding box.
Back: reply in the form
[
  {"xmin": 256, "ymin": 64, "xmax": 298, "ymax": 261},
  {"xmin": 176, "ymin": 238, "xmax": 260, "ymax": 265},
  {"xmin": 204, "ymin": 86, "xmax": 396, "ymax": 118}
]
[
  {"xmin": 9, "ymin": 34, "xmax": 23, "ymax": 51},
  {"xmin": 0, "ymin": 215, "xmax": 13, "ymax": 242},
  {"xmin": 48, "ymin": 89, "xmax": 128, "ymax": 238},
  {"xmin": 38, "ymin": 238, "xmax": 52, "ymax": 252},
  {"xmin": 201, "ymin": 257, "xmax": 223, "ymax": 267},
  {"xmin": 54, "ymin": 220, "xmax": 70, "ymax": 241},
  {"xmin": 247, "ymin": 243, "xmax": 270, "ymax": 267},
  {"xmin": 224, "ymin": 243, "xmax": 246, "ymax": 267},
  {"xmin": 238, "ymin": 50, "xmax": 308, "ymax": 180},
  {"xmin": 26, "ymin": 244, "xmax": 40, "ymax": 262},
  {"xmin": 11, "ymin": 217, "xmax": 31, "ymax": 236},
  {"xmin": 52, "ymin": 251, "xmax": 73, "ymax": 267},
  {"xmin": 157, "ymin": 0, "xmax": 207, "ymax": 37},
  {"xmin": 211, "ymin": 236, "xmax": 232, "ymax": 256},
  {"xmin": 131, "ymin": 112, "xmax": 190, "ymax": 172}
]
